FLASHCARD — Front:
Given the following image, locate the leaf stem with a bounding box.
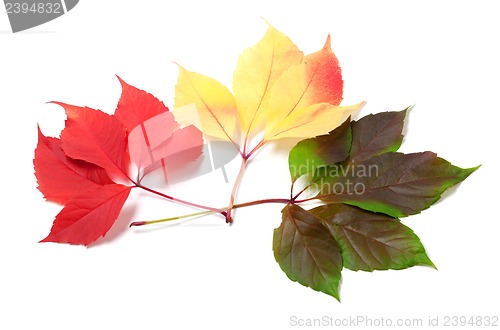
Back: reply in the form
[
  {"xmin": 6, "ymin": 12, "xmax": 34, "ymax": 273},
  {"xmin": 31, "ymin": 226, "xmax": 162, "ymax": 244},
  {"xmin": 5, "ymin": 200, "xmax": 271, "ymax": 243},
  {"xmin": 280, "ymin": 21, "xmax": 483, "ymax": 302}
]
[
  {"xmin": 293, "ymin": 196, "xmax": 321, "ymax": 204},
  {"xmin": 225, "ymin": 138, "xmax": 269, "ymax": 223},
  {"xmin": 292, "ymin": 184, "xmax": 312, "ymax": 201},
  {"xmin": 235, "ymin": 197, "xmax": 292, "ymax": 208},
  {"xmin": 225, "ymin": 156, "xmax": 247, "ymax": 223},
  {"xmin": 134, "ymin": 183, "xmax": 227, "ymax": 217},
  {"xmin": 246, "ymin": 139, "xmax": 267, "ymax": 159},
  {"xmin": 130, "ymin": 197, "xmax": 292, "ymax": 227},
  {"xmin": 130, "ymin": 209, "xmax": 214, "ymax": 227}
]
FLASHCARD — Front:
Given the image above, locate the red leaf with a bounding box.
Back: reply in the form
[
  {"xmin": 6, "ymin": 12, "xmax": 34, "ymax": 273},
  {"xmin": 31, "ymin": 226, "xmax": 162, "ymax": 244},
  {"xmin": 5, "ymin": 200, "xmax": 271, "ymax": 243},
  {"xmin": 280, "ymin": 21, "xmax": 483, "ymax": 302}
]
[
  {"xmin": 114, "ymin": 76, "xmax": 171, "ymax": 132},
  {"xmin": 303, "ymin": 35, "xmax": 343, "ymax": 106},
  {"xmin": 40, "ymin": 184, "xmax": 132, "ymax": 245},
  {"xmin": 127, "ymin": 112, "xmax": 203, "ymax": 182},
  {"xmin": 141, "ymin": 125, "xmax": 204, "ymax": 179},
  {"xmin": 34, "ymin": 126, "xmax": 114, "ymax": 204},
  {"xmin": 55, "ymin": 102, "xmax": 130, "ymax": 182},
  {"xmin": 112, "ymin": 78, "xmax": 203, "ymax": 181},
  {"xmin": 127, "ymin": 112, "xmax": 179, "ymax": 170}
]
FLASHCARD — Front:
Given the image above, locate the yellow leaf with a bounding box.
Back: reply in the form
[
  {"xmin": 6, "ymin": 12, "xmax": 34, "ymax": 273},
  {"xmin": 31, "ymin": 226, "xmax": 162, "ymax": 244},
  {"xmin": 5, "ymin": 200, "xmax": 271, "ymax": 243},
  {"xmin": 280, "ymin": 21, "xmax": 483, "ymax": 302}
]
[
  {"xmin": 265, "ymin": 101, "xmax": 365, "ymax": 140},
  {"xmin": 174, "ymin": 65, "xmax": 237, "ymax": 142},
  {"xmin": 233, "ymin": 22, "xmax": 303, "ymax": 139}
]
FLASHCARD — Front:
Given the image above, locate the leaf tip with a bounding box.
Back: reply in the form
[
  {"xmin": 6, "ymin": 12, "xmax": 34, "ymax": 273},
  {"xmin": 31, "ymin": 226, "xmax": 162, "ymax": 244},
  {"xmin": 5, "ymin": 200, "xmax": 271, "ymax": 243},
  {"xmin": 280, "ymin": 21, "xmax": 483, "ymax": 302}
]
[
  {"xmin": 39, "ymin": 234, "xmax": 55, "ymax": 244},
  {"xmin": 460, "ymin": 164, "xmax": 481, "ymax": 181},
  {"xmin": 421, "ymin": 256, "xmax": 437, "ymax": 270},
  {"xmin": 46, "ymin": 100, "xmax": 63, "ymax": 107},
  {"xmin": 172, "ymin": 61, "xmax": 183, "ymax": 69},
  {"xmin": 47, "ymin": 101, "xmax": 75, "ymax": 117},
  {"xmin": 260, "ymin": 18, "xmax": 283, "ymax": 37},
  {"xmin": 469, "ymin": 164, "xmax": 482, "ymax": 172},
  {"xmin": 404, "ymin": 104, "xmax": 415, "ymax": 113},
  {"xmin": 323, "ymin": 34, "xmax": 332, "ymax": 50},
  {"xmin": 260, "ymin": 16, "xmax": 272, "ymax": 28},
  {"xmin": 353, "ymin": 100, "xmax": 367, "ymax": 112},
  {"xmin": 115, "ymin": 74, "xmax": 126, "ymax": 87},
  {"xmin": 36, "ymin": 124, "xmax": 44, "ymax": 138}
]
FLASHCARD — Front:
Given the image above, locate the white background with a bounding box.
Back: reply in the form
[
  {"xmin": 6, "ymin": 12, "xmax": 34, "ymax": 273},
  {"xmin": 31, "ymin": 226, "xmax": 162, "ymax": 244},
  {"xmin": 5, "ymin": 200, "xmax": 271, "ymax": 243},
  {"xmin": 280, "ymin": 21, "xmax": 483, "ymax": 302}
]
[{"xmin": 1, "ymin": 1, "xmax": 498, "ymax": 329}]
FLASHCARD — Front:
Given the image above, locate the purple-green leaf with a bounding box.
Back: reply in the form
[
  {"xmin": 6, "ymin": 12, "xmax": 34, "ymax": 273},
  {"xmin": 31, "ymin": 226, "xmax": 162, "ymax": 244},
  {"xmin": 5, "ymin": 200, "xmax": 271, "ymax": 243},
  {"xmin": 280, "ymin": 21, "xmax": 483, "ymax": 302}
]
[
  {"xmin": 289, "ymin": 109, "xmax": 408, "ymax": 192},
  {"xmin": 318, "ymin": 152, "xmax": 479, "ymax": 217},
  {"xmin": 288, "ymin": 117, "xmax": 351, "ymax": 182},
  {"xmin": 273, "ymin": 204, "xmax": 343, "ymax": 300},
  {"xmin": 349, "ymin": 109, "xmax": 408, "ymax": 163},
  {"xmin": 310, "ymin": 204, "xmax": 435, "ymax": 271}
]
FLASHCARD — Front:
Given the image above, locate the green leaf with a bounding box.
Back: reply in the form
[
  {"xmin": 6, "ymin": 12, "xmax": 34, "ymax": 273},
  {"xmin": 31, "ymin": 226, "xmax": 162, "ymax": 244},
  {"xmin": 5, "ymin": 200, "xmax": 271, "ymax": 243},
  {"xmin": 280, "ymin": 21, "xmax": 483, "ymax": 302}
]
[
  {"xmin": 349, "ymin": 109, "xmax": 408, "ymax": 163},
  {"xmin": 318, "ymin": 152, "xmax": 479, "ymax": 217},
  {"xmin": 273, "ymin": 204, "xmax": 343, "ymax": 300},
  {"xmin": 288, "ymin": 117, "xmax": 351, "ymax": 182},
  {"xmin": 310, "ymin": 204, "xmax": 435, "ymax": 271}
]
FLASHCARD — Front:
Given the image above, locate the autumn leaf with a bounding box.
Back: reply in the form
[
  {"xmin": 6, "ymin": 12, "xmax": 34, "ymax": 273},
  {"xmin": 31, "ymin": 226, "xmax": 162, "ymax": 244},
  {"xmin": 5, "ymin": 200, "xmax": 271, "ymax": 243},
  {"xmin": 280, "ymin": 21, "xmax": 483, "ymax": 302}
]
[
  {"xmin": 114, "ymin": 77, "xmax": 204, "ymax": 183},
  {"xmin": 126, "ymin": 111, "xmax": 203, "ymax": 181},
  {"xmin": 348, "ymin": 108, "xmax": 408, "ymax": 163},
  {"xmin": 137, "ymin": 123, "xmax": 203, "ymax": 182},
  {"xmin": 280, "ymin": 109, "xmax": 477, "ymax": 297},
  {"xmin": 288, "ymin": 110, "xmax": 407, "ymax": 183},
  {"xmin": 36, "ymin": 78, "xmax": 206, "ymax": 245},
  {"xmin": 56, "ymin": 102, "xmax": 130, "ymax": 182},
  {"xmin": 233, "ymin": 22, "xmax": 304, "ymax": 138},
  {"xmin": 173, "ymin": 22, "xmax": 364, "ymax": 148},
  {"xmin": 40, "ymin": 184, "xmax": 132, "ymax": 246},
  {"xmin": 34, "ymin": 127, "xmax": 114, "ymax": 204},
  {"xmin": 37, "ymin": 102, "xmax": 133, "ymax": 246},
  {"xmin": 301, "ymin": 35, "xmax": 343, "ymax": 106},
  {"xmin": 274, "ymin": 204, "xmax": 343, "ymax": 300},
  {"xmin": 174, "ymin": 66, "xmax": 238, "ymax": 142},
  {"xmin": 114, "ymin": 76, "xmax": 171, "ymax": 133},
  {"xmin": 273, "ymin": 203, "xmax": 434, "ymax": 298},
  {"xmin": 264, "ymin": 35, "xmax": 363, "ymax": 140},
  {"xmin": 319, "ymin": 151, "xmax": 478, "ymax": 217},
  {"xmin": 173, "ymin": 22, "xmax": 365, "ymax": 223},
  {"xmin": 311, "ymin": 204, "xmax": 434, "ymax": 271},
  {"xmin": 289, "ymin": 110, "xmax": 478, "ymax": 217},
  {"xmin": 264, "ymin": 102, "xmax": 363, "ymax": 141},
  {"xmin": 35, "ymin": 110, "xmax": 134, "ymax": 245},
  {"xmin": 288, "ymin": 117, "xmax": 352, "ymax": 182},
  {"xmin": 34, "ymin": 23, "xmax": 480, "ymax": 302}
]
